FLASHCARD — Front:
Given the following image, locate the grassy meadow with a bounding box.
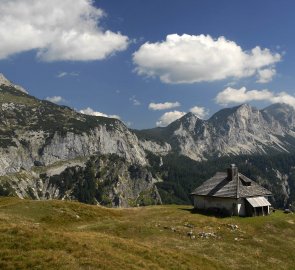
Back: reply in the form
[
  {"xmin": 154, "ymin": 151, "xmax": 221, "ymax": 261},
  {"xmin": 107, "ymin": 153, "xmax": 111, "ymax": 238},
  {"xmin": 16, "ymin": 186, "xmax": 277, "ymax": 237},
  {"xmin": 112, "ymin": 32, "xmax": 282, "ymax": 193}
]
[{"xmin": 0, "ymin": 197, "xmax": 294, "ymax": 269}]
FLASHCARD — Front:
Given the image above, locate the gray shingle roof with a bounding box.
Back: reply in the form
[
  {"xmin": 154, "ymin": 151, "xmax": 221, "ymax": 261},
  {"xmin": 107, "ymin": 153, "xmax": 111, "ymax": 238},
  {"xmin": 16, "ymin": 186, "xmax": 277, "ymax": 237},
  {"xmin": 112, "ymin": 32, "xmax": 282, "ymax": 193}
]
[{"xmin": 190, "ymin": 171, "xmax": 272, "ymax": 198}]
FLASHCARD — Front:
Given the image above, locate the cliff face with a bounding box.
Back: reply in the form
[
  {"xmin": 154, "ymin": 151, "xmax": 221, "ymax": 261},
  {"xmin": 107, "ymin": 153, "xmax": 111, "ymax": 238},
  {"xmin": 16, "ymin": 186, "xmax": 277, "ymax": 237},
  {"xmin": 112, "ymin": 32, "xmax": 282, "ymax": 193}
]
[
  {"xmin": 138, "ymin": 103, "xmax": 295, "ymax": 161},
  {"xmin": 0, "ymin": 155, "xmax": 162, "ymax": 207},
  {"xmin": 0, "ymin": 125, "xmax": 149, "ymax": 176},
  {"xmin": 0, "ymin": 76, "xmax": 163, "ymax": 206},
  {"xmin": 0, "ymin": 83, "xmax": 150, "ymax": 176}
]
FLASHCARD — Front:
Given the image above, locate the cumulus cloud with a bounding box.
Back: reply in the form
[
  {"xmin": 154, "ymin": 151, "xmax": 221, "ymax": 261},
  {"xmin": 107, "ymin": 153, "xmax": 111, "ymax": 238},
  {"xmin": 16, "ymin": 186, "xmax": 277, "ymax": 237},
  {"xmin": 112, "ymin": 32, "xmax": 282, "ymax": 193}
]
[
  {"xmin": 149, "ymin": 101, "xmax": 180, "ymax": 110},
  {"xmin": 133, "ymin": 34, "xmax": 281, "ymax": 84},
  {"xmin": 0, "ymin": 0, "xmax": 129, "ymax": 61},
  {"xmin": 215, "ymin": 87, "xmax": 295, "ymax": 108},
  {"xmin": 79, "ymin": 107, "xmax": 120, "ymax": 119},
  {"xmin": 45, "ymin": 96, "xmax": 65, "ymax": 104},
  {"xmin": 189, "ymin": 106, "xmax": 209, "ymax": 118},
  {"xmin": 256, "ymin": 68, "xmax": 276, "ymax": 83},
  {"xmin": 156, "ymin": 110, "xmax": 186, "ymax": 127}
]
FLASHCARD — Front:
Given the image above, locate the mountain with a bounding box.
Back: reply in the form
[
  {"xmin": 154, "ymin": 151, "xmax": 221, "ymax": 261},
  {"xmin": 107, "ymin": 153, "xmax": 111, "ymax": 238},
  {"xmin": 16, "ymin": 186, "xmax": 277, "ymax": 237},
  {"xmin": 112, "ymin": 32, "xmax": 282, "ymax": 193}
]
[
  {"xmin": 0, "ymin": 76, "xmax": 152, "ymax": 175},
  {"xmin": 0, "ymin": 74, "xmax": 163, "ymax": 206},
  {"xmin": 2, "ymin": 73, "xmax": 295, "ymax": 208},
  {"xmin": 137, "ymin": 103, "xmax": 295, "ymax": 161},
  {"xmin": 262, "ymin": 103, "xmax": 295, "ymax": 129}
]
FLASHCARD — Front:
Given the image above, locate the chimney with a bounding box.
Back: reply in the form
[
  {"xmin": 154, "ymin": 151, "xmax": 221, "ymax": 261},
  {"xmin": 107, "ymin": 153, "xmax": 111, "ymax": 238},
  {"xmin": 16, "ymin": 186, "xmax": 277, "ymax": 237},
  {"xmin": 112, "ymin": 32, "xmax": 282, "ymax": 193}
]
[{"xmin": 227, "ymin": 164, "xmax": 238, "ymax": 181}]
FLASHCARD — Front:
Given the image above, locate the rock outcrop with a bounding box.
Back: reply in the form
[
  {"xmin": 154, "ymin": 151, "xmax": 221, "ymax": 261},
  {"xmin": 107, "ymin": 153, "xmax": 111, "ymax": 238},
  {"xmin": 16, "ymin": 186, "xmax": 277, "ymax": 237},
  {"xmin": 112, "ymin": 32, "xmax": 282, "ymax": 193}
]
[
  {"xmin": 0, "ymin": 155, "xmax": 162, "ymax": 207},
  {"xmin": 0, "ymin": 81, "xmax": 147, "ymax": 176}
]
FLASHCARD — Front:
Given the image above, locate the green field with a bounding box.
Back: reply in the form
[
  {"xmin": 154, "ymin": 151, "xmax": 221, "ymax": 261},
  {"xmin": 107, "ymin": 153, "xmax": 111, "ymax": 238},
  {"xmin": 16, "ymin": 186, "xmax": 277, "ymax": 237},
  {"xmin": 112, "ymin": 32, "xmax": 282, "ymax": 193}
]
[{"xmin": 0, "ymin": 197, "xmax": 294, "ymax": 269}]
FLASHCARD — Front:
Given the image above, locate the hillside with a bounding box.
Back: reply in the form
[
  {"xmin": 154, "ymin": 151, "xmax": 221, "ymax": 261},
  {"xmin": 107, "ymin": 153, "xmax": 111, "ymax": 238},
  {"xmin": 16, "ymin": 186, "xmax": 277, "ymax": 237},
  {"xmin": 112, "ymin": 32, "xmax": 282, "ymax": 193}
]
[
  {"xmin": 1, "ymin": 73, "xmax": 295, "ymax": 208},
  {"xmin": 148, "ymin": 153, "xmax": 295, "ymax": 208},
  {"xmin": 0, "ymin": 75, "xmax": 164, "ymax": 207},
  {"xmin": 0, "ymin": 198, "xmax": 294, "ymax": 270}
]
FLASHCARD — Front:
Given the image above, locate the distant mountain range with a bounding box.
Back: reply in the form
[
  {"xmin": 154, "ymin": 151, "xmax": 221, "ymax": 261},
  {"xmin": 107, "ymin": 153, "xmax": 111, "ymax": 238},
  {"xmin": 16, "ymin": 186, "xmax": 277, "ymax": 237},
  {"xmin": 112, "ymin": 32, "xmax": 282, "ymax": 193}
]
[
  {"xmin": 136, "ymin": 102, "xmax": 295, "ymax": 161},
  {"xmin": 1, "ymin": 74, "xmax": 295, "ymax": 208}
]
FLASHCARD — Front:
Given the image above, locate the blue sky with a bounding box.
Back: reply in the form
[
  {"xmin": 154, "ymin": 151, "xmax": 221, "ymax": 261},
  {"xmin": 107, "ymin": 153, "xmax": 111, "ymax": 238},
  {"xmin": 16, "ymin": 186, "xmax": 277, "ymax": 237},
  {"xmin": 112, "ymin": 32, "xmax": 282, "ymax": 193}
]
[{"xmin": 0, "ymin": 0, "xmax": 295, "ymax": 129}]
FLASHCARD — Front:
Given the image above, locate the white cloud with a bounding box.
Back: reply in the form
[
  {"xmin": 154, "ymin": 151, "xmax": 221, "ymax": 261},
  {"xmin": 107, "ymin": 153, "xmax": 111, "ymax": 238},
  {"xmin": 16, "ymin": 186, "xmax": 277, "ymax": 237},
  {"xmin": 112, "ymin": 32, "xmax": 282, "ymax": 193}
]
[
  {"xmin": 271, "ymin": 93, "xmax": 295, "ymax": 107},
  {"xmin": 57, "ymin": 72, "xmax": 68, "ymax": 78},
  {"xmin": 189, "ymin": 106, "xmax": 209, "ymax": 119},
  {"xmin": 256, "ymin": 68, "xmax": 276, "ymax": 83},
  {"xmin": 215, "ymin": 87, "xmax": 295, "ymax": 108},
  {"xmin": 79, "ymin": 107, "xmax": 120, "ymax": 119},
  {"xmin": 45, "ymin": 96, "xmax": 65, "ymax": 104},
  {"xmin": 129, "ymin": 96, "xmax": 141, "ymax": 106},
  {"xmin": 155, "ymin": 105, "xmax": 210, "ymax": 126},
  {"xmin": 149, "ymin": 101, "xmax": 180, "ymax": 110},
  {"xmin": 0, "ymin": 0, "xmax": 129, "ymax": 61},
  {"xmin": 156, "ymin": 110, "xmax": 186, "ymax": 127},
  {"xmin": 57, "ymin": 71, "xmax": 79, "ymax": 78},
  {"xmin": 133, "ymin": 34, "xmax": 281, "ymax": 84}
]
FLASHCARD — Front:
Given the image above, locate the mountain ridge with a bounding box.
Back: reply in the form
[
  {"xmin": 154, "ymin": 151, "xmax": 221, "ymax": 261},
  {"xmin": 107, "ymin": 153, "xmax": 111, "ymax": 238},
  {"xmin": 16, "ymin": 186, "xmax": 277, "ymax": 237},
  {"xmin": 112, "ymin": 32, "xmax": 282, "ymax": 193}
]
[
  {"xmin": 2, "ymin": 73, "xmax": 295, "ymax": 207},
  {"xmin": 137, "ymin": 102, "xmax": 295, "ymax": 161}
]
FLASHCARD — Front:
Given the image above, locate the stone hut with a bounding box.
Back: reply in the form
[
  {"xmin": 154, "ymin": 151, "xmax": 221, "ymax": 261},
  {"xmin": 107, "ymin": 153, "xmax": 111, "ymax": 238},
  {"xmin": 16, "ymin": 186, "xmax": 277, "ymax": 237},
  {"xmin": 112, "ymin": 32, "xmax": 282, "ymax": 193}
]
[{"xmin": 190, "ymin": 164, "xmax": 272, "ymax": 216}]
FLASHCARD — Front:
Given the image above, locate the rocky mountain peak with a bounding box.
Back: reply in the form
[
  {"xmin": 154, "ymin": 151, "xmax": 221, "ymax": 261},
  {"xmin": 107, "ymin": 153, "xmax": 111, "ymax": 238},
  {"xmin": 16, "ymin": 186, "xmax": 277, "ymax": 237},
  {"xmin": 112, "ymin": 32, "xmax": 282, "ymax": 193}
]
[
  {"xmin": 139, "ymin": 102, "xmax": 295, "ymax": 161},
  {"xmin": 174, "ymin": 112, "xmax": 204, "ymax": 133},
  {"xmin": 232, "ymin": 104, "xmax": 262, "ymax": 123},
  {"xmin": 263, "ymin": 103, "xmax": 288, "ymax": 117},
  {"xmin": 229, "ymin": 103, "xmax": 259, "ymax": 116},
  {"xmin": 183, "ymin": 111, "xmax": 198, "ymax": 118},
  {"xmin": 208, "ymin": 104, "xmax": 257, "ymax": 127},
  {"xmin": 235, "ymin": 103, "xmax": 257, "ymax": 115},
  {"xmin": 180, "ymin": 111, "xmax": 199, "ymax": 123},
  {"xmin": 263, "ymin": 103, "xmax": 295, "ymax": 129}
]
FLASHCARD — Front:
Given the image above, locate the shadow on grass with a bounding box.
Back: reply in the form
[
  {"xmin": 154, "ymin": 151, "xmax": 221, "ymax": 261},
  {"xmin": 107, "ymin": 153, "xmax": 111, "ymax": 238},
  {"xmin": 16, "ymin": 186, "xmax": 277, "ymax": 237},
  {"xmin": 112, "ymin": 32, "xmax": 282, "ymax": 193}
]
[{"xmin": 178, "ymin": 207, "xmax": 231, "ymax": 218}]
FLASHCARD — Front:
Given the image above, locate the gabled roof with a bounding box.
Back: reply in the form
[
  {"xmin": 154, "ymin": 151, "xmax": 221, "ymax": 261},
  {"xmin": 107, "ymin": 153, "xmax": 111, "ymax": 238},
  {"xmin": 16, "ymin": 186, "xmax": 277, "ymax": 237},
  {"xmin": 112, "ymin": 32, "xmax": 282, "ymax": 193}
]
[{"xmin": 190, "ymin": 171, "xmax": 272, "ymax": 199}]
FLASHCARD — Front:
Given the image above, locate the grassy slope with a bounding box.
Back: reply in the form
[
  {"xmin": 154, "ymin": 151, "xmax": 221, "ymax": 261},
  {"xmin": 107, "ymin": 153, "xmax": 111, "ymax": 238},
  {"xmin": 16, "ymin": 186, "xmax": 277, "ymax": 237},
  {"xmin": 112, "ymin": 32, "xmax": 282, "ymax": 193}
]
[{"xmin": 0, "ymin": 198, "xmax": 294, "ymax": 270}]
